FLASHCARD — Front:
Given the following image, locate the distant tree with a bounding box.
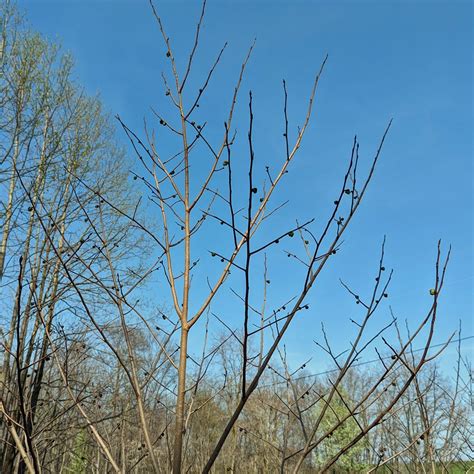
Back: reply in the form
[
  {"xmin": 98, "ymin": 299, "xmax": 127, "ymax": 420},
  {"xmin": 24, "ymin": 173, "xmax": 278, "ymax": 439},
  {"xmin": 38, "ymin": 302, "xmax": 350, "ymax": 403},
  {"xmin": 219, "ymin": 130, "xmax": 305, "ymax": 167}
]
[{"xmin": 0, "ymin": 2, "xmax": 137, "ymax": 471}]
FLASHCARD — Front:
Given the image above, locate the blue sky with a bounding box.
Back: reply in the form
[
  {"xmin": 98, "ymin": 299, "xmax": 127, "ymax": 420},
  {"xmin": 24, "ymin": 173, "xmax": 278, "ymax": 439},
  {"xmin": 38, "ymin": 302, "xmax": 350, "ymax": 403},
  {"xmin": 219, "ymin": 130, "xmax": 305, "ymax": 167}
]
[{"xmin": 18, "ymin": 0, "xmax": 472, "ymax": 373}]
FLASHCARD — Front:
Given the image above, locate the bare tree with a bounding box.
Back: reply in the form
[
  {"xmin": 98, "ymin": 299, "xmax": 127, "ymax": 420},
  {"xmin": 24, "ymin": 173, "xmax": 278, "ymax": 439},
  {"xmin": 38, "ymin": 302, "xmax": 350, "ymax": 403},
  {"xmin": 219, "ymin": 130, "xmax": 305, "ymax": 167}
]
[{"xmin": 106, "ymin": 2, "xmax": 450, "ymax": 472}]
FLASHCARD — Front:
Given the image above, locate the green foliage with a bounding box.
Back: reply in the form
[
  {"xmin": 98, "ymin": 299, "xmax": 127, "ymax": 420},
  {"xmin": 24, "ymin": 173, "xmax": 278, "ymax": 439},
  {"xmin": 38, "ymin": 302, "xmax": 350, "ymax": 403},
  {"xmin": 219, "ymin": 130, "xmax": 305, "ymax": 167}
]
[
  {"xmin": 317, "ymin": 390, "xmax": 369, "ymax": 472},
  {"xmin": 65, "ymin": 430, "xmax": 87, "ymax": 474}
]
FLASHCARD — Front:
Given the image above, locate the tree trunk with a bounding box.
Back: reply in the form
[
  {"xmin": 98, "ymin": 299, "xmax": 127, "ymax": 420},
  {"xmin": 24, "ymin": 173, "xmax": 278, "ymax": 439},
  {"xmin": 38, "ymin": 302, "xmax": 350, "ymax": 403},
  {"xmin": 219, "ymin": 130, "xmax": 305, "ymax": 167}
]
[{"xmin": 172, "ymin": 326, "xmax": 189, "ymax": 473}]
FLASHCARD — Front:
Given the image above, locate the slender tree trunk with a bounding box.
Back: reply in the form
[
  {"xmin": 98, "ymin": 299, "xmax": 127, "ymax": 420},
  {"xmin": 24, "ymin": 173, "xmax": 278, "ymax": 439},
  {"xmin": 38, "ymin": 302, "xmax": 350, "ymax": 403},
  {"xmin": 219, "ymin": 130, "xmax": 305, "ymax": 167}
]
[
  {"xmin": 172, "ymin": 326, "xmax": 189, "ymax": 473},
  {"xmin": 0, "ymin": 133, "xmax": 19, "ymax": 283}
]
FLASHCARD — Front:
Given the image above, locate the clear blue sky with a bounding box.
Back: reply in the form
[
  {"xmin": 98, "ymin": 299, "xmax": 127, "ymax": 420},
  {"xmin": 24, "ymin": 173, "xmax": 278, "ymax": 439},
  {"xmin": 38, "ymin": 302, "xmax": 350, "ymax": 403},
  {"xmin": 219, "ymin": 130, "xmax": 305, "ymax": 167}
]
[{"xmin": 18, "ymin": 0, "xmax": 472, "ymax": 373}]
